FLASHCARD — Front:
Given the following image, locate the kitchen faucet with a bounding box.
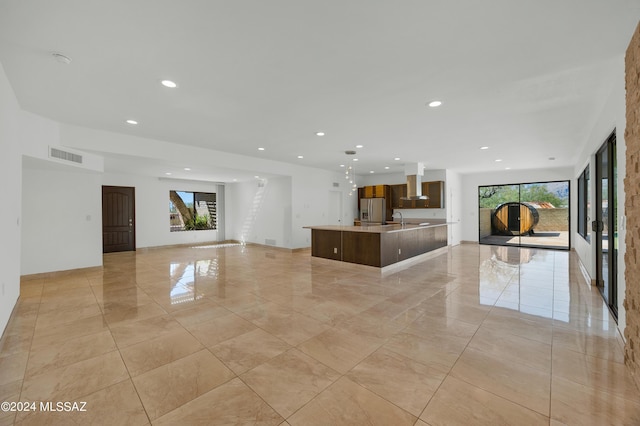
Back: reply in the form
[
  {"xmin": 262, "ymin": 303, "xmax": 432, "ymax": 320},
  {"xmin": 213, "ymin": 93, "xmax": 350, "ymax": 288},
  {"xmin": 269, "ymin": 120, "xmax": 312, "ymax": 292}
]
[{"xmin": 393, "ymin": 211, "xmax": 404, "ymax": 226}]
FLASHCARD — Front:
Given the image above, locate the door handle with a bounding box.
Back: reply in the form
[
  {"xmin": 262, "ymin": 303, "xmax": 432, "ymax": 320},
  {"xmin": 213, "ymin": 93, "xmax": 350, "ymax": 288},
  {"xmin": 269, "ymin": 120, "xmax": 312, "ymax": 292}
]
[{"xmin": 592, "ymin": 220, "xmax": 603, "ymax": 232}]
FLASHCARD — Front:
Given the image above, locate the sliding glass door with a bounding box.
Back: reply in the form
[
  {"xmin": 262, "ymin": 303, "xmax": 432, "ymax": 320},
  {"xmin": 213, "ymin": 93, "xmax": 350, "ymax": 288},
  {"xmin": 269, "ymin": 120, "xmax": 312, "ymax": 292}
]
[
  {"xmin": 478, "ymin": 180, "xmax": 570, "ymax": 250},
  {"xmin": 595, "ymin": 133, "xmax": 617, "ymax": 319}
]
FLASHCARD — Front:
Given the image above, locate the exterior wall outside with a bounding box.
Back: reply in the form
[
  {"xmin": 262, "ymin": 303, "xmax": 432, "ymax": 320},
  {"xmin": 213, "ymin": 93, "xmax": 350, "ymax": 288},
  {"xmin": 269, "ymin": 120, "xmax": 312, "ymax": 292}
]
[
  {"xmin": 479, "ymin": 208, "xmax": 492, "ymax": 238},
  {"xmin": 535, "ymin": 209, "xmax": 569, "ymax": 232},
  {"xmin": 624, "ymin": 22, "xmax": 640, "ymax": 389}
]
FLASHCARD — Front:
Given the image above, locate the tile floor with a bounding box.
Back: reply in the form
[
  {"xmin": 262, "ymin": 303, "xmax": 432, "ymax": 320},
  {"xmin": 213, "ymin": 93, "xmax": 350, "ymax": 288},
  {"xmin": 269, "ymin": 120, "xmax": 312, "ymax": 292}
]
[{"xmin": 0, "ymin": 243, "xmax": 638, "ymax": 425}]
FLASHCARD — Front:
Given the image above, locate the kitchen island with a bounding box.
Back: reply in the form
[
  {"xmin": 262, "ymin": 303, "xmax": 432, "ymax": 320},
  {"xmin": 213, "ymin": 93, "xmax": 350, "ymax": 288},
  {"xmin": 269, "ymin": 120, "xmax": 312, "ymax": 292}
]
[{"xmin": 304, "ymin": 221, "xmax": 447, "ymax": 268}]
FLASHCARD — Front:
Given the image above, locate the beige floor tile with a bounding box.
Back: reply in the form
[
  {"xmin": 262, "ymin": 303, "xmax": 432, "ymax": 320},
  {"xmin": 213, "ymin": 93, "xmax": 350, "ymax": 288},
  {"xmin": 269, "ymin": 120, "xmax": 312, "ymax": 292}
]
[
  {"xmin": 2, "ymin": 244, "xmax": 638, "ymax": 425},
  {"xmin": 482, "ymin": 310, "xmax": 553, "ymax": 344},
  {"xmin": 451, "ymin": 347, "xmax": 550, "ymax": 416},
  {"xmin": 0, "ymin": 332, "xmax": 32, "ymax": 358},
  {"xmin": 0, "ymin": 380, "xmax": 21, "ymax": 402},
  {"xmin": 298, "ymin": 326, "xmax": 384, "ymax": 374},
  {"xmin": 288, "ymin": 377, "xmax": 416, "ymax": 426},
  {"xmin": 404, "ymin": 314, "xmax": 479, "ymax": 341},
  {"xmin": 120, "ymin": 329, "xmax": 203, "ymax": 376},
  {"xmin": 26, "ymin": 330, "xmax": 117, "ymax": 377},
  {"xmin": 241, "ymin": 348, "xmax": 340, "ymax": 418},
  {"xmin": 21, "ymin": 351, "xmax": 129, "ymax": 402},
  {"xmin": 552, "ymin": 347, "xmax": 640, "ymax": 402},
  {"xmin": 31, "ymin": 314, "xmax": 110, "ymax": 347},
  {"xmin": 186, "ymin": 313, "xmax": 256, "ymax": 347},
  {"xmin": 347, "ymin": 347, "xmax": 446, "ymax": 416},
  {"xmin": 383, "ymin": 332, "xmax": 467, "ymax": 373},
  {"xmin": 154, "ymin": 377, "xmax": 283, "ymax": 425},
  {"xmin": 101, "ymin": 302, "xmax": 167, "ymax": 327},
  {"xmin": 210, "ymin": 328, "xmax": 290, "ymax": 374},
  {"xmin": 0, "ymin": 351, "xmax": 28, "ymax": 385},
  {"xmin": 468, "ymin": 326, "xmax": 552, "ymax": 373},
  {"xmin": 552, "ymin": 326, "xmax": 624, "ymax": 363},
  {"xmin": 132, "ymin": 349, "xmax": 235, "ymax": 420},
  {"xmin": 34, "ymin": 302, "xmax": 103, "ymax": 329},
  {"xmin": 421, "ymin": 376, "xmax": 549, "ymax": 426},
  {"xmin": 15, "ymin": 380, "xmax": 149, "ymax": 426},
  {"xmin": 551, "ymin": 376, "xmax": 640, "ymax": 425},
  {"xmin": 110, "ymin": 314, "xmax": 184, "ymax": 348},
  {"xmin": 249, "ymin": 310, "xmax": 330, "ymax": 346},
  {"xmin": 170, "ymin": 300, "xmax": 233, "ymax": 328}
]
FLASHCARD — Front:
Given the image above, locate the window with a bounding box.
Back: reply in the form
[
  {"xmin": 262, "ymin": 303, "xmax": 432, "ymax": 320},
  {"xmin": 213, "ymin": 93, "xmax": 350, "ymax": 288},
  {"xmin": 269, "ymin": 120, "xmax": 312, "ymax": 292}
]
[
  {"xmin": 169, "ymin": 190, "xmax": 217, "ymax": 231},
  {"xmin": 478, "ymin": 180, "xmax": 570, "ymax": 250},
  {"xmin": 577, "ymin": 166, "xmax": 590, "ymax": 242}
]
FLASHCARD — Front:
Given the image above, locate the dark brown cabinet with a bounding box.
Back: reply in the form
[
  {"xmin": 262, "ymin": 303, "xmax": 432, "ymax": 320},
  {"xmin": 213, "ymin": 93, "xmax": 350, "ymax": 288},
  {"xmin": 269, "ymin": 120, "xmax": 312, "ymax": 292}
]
[{"xmin": 389, "ymin": 181, "xmax": 444, "ymax": 209}]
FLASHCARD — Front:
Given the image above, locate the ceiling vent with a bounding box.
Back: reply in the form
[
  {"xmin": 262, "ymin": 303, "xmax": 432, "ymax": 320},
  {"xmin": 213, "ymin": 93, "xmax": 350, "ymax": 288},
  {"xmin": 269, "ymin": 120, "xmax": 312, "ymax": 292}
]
[{"xmin": 49, "ymin": 147, "xmax": 83, "ymax": 164}]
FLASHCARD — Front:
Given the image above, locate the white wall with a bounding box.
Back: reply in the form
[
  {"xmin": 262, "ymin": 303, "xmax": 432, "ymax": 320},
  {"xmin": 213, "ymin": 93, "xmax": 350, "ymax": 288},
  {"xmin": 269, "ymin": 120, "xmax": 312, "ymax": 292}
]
[
  {"xmin": 571, "ymin": 54, "xmax": 627, "ymax": 334},
  {"xmin": 292, "ymin": 171, "xmax": 356, "ymax": 248},
  {"xmin": 0, "ymin": 63, "xmax": 23, "ymax": 334},
  {"xmin": 460, "ymin": 167, "xmax": 574, "ymax": 243},
  {"xmin": 103, "ymin": 173, "xmax": 222, "ymax": 248},
  {"xmin": 21, "ymin": 161, "xmax": 103, "ymax": 275},
  {"xmin": 61, "ymin": 125, "xmax": 354, "ymax": 250},
  {"xmin": 226, "ymin": 177, "xmax": 292, "ymax": 247},
  {"xmin": 446, "ymin": 169, "xmax": 462, "ymax": 245}
]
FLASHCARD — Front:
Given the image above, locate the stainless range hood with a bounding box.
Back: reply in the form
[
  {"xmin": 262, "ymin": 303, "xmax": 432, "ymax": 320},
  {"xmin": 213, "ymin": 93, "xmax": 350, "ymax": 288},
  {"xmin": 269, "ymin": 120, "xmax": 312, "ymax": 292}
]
[{"xmin": 401, "ymin": 163, "xmax": 429, "ymax": 200}]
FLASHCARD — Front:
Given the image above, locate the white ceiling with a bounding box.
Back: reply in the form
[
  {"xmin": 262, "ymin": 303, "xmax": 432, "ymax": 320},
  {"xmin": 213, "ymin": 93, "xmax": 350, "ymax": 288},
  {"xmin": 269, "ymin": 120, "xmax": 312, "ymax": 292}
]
[{"xmin": 1, "ymin": 0, "xmax": 639, "ymax": 181}]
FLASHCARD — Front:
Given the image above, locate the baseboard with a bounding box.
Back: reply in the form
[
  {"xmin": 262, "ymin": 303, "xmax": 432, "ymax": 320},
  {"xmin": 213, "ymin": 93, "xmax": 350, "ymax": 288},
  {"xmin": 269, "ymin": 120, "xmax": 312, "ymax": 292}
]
[{"xmin": 21, "ymin": 264, "xmax": 104, "ymax": 280}]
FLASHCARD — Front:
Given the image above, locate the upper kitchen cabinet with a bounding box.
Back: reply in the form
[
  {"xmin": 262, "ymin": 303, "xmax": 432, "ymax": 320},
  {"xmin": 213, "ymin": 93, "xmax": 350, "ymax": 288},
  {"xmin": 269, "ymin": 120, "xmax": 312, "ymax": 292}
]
[
  {"xmin": 390, "ymin": 181, "xmax": 444, "ymax": 209},
  {"xmin": 361, "ymin": 185, "xmax": 390, "ymax": 198},
  {"xmin": 422, "ymin": 181, "xmax": 444, "ymax": 208}
]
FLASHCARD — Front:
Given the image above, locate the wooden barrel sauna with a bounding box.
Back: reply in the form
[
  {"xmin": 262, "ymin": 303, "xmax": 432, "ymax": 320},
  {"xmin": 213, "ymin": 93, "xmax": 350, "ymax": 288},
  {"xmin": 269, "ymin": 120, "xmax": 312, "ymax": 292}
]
[{"xmin": 491, "ymin": 202, "xmax": 539, "ymax": 236}]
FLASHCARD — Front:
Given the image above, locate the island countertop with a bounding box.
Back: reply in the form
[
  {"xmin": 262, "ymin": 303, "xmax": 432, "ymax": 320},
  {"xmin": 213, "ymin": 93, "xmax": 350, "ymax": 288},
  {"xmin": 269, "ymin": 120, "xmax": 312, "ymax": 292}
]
[
  {"xmin": 304, "ymin": 220, "xmax": 446, "ymax": 234},
  {"xmin": 305, "ymin": 221, "xmax": 448, "ymax": 267}
]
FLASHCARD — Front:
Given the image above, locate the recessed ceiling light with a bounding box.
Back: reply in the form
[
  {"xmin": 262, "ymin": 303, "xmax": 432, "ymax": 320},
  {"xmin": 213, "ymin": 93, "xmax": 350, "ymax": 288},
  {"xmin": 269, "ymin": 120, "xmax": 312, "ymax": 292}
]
[
  {"xmin": 369, "ymin": 171, "xmax": 374, "ymax": 174},
  {"xmin": 254, "ymin": 175, "xmax": 259, "ymax": 179},
  {"xmin": 505, "ymin": 167, "xmax": 511, "ymax": 170},
  {"xmin": 356, "ymin": 145, "xmax": 363, "ymax": 148},
  {"xmin": 165, "ymin": 172, "xmax": 172, "ymax": 175},
  {"xmin": 315, "ymin": 132, "xmax": 325, "ymax": 136},
  {"xmin": 340, "ymin": 164, "xmax": 345, "ymax": 167},
  {"xmin": 125, "ymin": 119, "xmax": 138, "ymax": 125},
  {"xmin": 161, "ymin": 80, "xmax": 177, "ymax": 88},
  {"xmin": 353, "ymin": 158, "xmax": 359, "ymax": 162},
  {"xmin": 258, "ymin": 147, "xmax": 265, "ymax": 151},
  {"xmin": 297, "ymin": 155, "xmax": 304, "ymax": 159},
  {"xmin": 184, "ymin": 168, "xmax": 191, "ymax": 171},
  {"xmin": 394, "ymin": 157, "xmax": 400, "ymax": 161},
  {"xmin": 384, "ymin": 166, "xmax": 390, "ymax": 170},
  {"xmin": 428, "ymin": 100, "xmax": 442, "ymax": 108},
  {"xmin": 480, "ymin": 146, "xmax": 489, "ymax": 150},
  {"xmin": 495, "ymin": 159, "xmax": 503, "ymax": 162}
]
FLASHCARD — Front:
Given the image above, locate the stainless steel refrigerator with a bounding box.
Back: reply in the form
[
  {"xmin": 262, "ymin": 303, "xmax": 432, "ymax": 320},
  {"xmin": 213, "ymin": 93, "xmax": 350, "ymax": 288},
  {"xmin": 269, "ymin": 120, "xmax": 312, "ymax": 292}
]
[{"xmin": 360, "ymin": 198, "xmax": 386, "ymax": 225}]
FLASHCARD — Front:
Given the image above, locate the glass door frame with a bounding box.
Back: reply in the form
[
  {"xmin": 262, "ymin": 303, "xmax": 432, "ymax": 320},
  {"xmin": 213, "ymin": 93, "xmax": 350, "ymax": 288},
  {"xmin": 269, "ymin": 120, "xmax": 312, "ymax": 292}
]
[
  {"xmin": 594, "ymin": 131, "xmax": 617, "ymax": 320},
  {"xmin": 478, "ymin": 180, "xmax": 571, "ymax": 251}
]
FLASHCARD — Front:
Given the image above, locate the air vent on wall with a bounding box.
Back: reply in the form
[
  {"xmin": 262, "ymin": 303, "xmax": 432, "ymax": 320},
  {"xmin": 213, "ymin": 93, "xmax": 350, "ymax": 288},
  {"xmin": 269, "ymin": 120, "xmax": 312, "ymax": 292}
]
[
  {"xmin": 49, "ymin": 147, "xmax": 83, "ymax": 164},
  {"xmin": 333, "ymin": 182, "xmax": 339, "ymax": 187}
]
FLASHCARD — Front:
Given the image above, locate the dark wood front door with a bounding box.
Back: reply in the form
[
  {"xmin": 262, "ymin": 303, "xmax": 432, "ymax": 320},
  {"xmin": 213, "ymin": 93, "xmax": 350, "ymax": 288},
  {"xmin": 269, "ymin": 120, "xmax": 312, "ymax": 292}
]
[{"xmin": 102, "ymin": 186, "xmax": 136, "ymax": 253}]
